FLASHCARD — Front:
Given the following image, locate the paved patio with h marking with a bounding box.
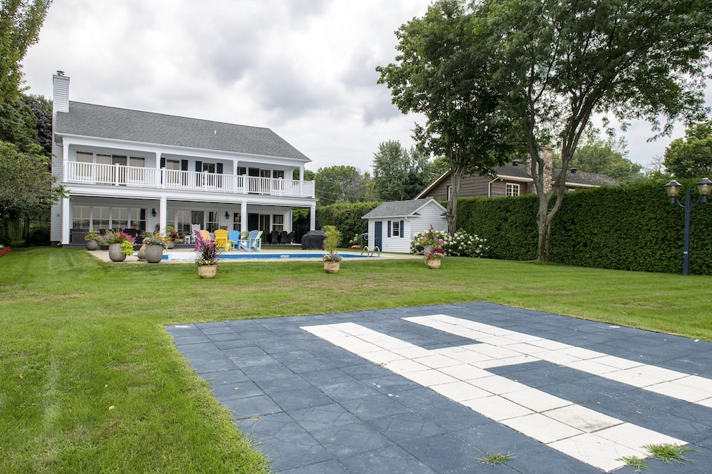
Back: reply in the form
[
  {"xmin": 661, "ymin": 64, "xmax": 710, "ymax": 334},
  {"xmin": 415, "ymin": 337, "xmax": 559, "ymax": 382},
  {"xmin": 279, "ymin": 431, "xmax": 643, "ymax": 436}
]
[{"xmin": 168, "ymin": 303, "xmax": 712, "ymax": 473}]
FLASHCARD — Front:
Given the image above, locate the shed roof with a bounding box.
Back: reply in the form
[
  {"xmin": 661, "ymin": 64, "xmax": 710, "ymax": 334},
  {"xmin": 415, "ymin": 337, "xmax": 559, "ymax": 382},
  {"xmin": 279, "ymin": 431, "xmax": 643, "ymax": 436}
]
[
  {"xmin": 56, "ymin": 101, "xmax": 310, "ymax": 161},
  {"xmin": 362, "ymin": 199, "xmax": 445, "ymax": 219}
]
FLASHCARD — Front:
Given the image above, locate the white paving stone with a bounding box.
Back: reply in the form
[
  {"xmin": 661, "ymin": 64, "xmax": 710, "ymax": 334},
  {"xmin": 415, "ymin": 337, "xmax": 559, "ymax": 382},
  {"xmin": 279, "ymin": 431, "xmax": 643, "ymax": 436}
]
[
  {"xmin": 549, "ymin": 433, "xmax": 646, "ymax": 472},
  {"xmin": 462, "ymin": 396, "xmax": 534, "ymax": 421},
  {"xmin": 646, "ymin": 381, "xmax": 712, "ymax": 403},
  {"xmin": 431, "ymin": 381, "xmax": 491, "ymax": 402},
  {"xmin": 412, "ymin": 354, "xmax": 460, "ymax": 369},
  {"xmin": 543, "ymin": 405, "xmax": 623, "ymax": 433},
  {"xmin": 402, "ymin": 369, "xmax": 459, "ymax": 387},
  {"xmin": 594, "ymin": 423, "xmax": 685, "ymax": 452},
  {"xmin": 439, "ymin": 364, "xmax": 492, "ymax": 381},
  {"xmin": 604, "ymin": 368, "xmax": 670, "ymax": 388},
  {"xmin": 384, "ymin": 359, "xmax": 430, "ymax": 374},
  {"xmin": 674, "ymin": 375, "xmax": 712, "ymax": 393},
  {"xmin": 359, "ymin": 350, "xmax": 404, "ymax": 365},
  {"xmin": 469, "ymin": 375, "xmax": 527, "ymax": 395},
  {"xmin": 535, "ymin": 350, "xmax": 583, "ymax": 365},
  {"xmin": 698, "ymin": 397, "xmax": 712, "ymax": 408},
  {"xmin": 564, "ymin": 359, "xmax": 620, "ymax": 375},
  {"xmin": 502, "ymin": 413, "xmax": 583, "ymax": 444},
  {"xmin": 390, "ymin": 346, "xmax": 432, "ymax": 358},
  {"xmin": 502, "ymin": 388, "xmax": 572, "ymax": 413},
  {"xmin": 595, "ymin": 355, "xmax": 644, "ymax": 370}
]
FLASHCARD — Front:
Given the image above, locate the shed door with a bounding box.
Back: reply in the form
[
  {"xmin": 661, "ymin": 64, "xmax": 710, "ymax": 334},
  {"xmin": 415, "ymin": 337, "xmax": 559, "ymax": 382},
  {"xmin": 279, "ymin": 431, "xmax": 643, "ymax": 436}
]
[{"xmin": 374, "ymin": 221, "xmax": 382, "ymax": 250}]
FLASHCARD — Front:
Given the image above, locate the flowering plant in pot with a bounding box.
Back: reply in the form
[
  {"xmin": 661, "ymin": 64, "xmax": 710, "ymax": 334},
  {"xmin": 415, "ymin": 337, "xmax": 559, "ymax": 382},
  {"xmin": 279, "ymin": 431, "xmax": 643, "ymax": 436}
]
[
  {"xmin": 142, "ymin": 232, "xmax": 168, "ymax": 263},
  {"xmin": 165, "ymin": 225, "xmax": 178, "ymax": 248},
  {"xmin": 101, "ymin": 230, "xmax": 136, "ymax": 262},
  {"xmin": 322, "ymin": 225, "xmax": 342, "ymax": 274},
  {"xmin": 424, "ymin": 246, "xmax": 445, "ymax": 269},
  {"xmin": 84, "ymin": 231, "xmax": 101, "ymax": 250},
  {"xmin": 194, "ymin": 231, "xmax": 222, "ymax": 278}
]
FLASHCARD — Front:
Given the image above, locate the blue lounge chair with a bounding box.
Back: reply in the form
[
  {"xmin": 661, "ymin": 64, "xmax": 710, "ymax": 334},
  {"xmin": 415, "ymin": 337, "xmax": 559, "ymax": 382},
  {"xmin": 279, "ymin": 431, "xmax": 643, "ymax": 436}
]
[
  {"xmin": 239, "ymin": 230, "xmax": 263, "ymax": 252},
  {"xmin": 227, "ymin": 230, "xmax": 241, "ymax": 251}
]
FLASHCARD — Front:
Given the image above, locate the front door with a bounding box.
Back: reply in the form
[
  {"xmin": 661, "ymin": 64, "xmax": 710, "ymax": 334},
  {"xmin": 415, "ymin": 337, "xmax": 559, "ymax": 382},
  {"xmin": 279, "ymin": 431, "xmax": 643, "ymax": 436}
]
[{"xmin": 374, "ymin": 221, "xmax": 382, "ymax": 251}]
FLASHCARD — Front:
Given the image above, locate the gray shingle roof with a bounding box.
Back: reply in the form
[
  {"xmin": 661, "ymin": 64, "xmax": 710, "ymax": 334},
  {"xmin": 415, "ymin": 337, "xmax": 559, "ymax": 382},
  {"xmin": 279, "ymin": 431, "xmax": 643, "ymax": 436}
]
[
  {"xmin": 362, "ymin": 199, "xmax": 443, "ymax": 219},
  {"xmin": 56, "ymin": 101, "xmax": 310, "ymax": 161}
]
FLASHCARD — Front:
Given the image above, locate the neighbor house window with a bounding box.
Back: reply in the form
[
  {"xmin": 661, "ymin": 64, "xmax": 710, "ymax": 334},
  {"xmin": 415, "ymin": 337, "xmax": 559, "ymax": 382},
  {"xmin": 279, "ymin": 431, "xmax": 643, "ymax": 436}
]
[
  {"xmin": 506, "ymin": 183, "xmax": 520, "ymax": 196},
  {"xmin": 446, "ymin": 185, "xmax": 452, "ymax": 200},
  {"xmin": 72, "ymin": 205, "xmax": 90, "ymax": 229},
  {"xmin": 273, "ymin": 215, "xmax": 284, "ymax": 232},
  {"xmin": 392, "ymin": 221, "xmax": 400, "ymax": 237}
]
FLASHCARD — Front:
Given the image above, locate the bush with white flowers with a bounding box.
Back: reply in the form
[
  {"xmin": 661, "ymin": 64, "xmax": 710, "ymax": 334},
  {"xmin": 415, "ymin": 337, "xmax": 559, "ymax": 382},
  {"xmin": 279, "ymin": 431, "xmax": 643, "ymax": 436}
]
[{"xmin": 410, "ymin": 229, "xmax": 489, "ymax": 258}]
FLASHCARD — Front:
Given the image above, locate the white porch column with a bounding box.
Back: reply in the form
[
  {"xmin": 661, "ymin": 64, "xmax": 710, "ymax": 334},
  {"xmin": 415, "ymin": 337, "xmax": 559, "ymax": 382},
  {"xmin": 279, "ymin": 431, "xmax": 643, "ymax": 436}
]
[
  {"xmin": 288, "ymin": 209, "xmax": 293, "ymax": 232},
  {"xmin": 299, "ymin": 166, "xmax": 304, "ymax": 181},
  {"xmin": 309, "ymin": 203, "xmax": 316, "ymax": 231},
  {"xmin": 159, "ymin": 196, "xmax": 167, "ymax": 234},
  {"xmin": 241, "ymin": 201, "xmax": 248, "ymax": 232},
  {"xmin": 61, "ymin": 197, "xmax": 71, "ymax": 245}
]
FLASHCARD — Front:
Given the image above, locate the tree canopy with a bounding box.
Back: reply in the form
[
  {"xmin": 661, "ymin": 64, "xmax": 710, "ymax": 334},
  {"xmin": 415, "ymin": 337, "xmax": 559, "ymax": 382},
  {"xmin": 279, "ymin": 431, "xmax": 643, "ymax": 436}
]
[
  {"xmin": 474, "ymin": 0, "xmax": 712, "ymax": 261},
  {"xmin": 377, "ymin": 0, "xmax": 521, "ymax": 233},
  {"xmin": 314, "ymin": 165, "xmax": 373, "ymax": 206},
  {"xmin": 663, "ymin": 120, "xmax": 712, "ymax": 179},
  {"xmin": 0, "ymin": 0, "xmax": 52, "ymax": 105},
  {"xmin": 371, "ymin": 140, "xmax": 438, "ymax": 201}
]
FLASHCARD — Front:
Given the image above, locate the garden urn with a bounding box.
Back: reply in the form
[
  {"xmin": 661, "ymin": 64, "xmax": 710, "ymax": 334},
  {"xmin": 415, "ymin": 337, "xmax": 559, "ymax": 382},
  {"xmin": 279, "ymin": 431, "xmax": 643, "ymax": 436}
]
[
  {"xmin": 198, "ymin": 264, "xmax": 218, "ymax": 279},
  {"xmin": 324, "ymin": 261, "xmax": 340, "ymax": 274},
  {"xmin": 86, "ymin": 240, "xmax": 99, "ymax": 251},
  {"xmin": 145, "ymin": 245, "xmax": 164, "ymax": 263},
  {"xmin": 108, "ymin": 243, "xmax": 126, "ymax": 262},
  {"xmin": 427, "ymin": 259, "xmax": 441, "ymax": 269},
  {"xmin": 137, "ymin": 244, "xmax": 146, "ymax": 261}
]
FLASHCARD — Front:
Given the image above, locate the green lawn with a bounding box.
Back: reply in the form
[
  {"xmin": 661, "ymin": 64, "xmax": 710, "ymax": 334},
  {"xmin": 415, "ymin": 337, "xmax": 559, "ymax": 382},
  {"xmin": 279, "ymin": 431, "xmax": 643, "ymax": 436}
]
[{"xmin": 1, "ymin": 248, "xmax": 710, "ymax": 473}]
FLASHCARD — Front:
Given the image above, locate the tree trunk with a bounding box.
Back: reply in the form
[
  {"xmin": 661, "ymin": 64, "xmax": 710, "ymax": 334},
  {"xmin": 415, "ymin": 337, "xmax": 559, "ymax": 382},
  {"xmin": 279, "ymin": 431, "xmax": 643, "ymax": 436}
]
[
  {"xmin": 445, "ymin": 166, "xmax": 464, "ymax": 235},
  {"xmin": 536, "ymin": 203, "xmax": 551, "ymax": 263}
]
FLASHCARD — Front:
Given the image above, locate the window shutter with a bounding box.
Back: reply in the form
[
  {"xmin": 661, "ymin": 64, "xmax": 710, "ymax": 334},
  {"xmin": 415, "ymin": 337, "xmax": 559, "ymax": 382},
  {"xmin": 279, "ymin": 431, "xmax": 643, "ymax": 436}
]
[
  {"xmin": 180, "ymin": 160, "xmax": 188, "ymax": 171},
  {"xmin": 216, "ymin": 163, "xmax": 223, "ymax": 174},
  {"xmin": 400, "ymin": 220, "xmax": 404, "ymax": 238},
  {"xmin": 160, "ymin": 157, "xmax": 166, "ymax": 168},
  {"xmin": 387, "ymin": 221, "xmax": 391, "ymax": 237},
  {"xmin": 195, "ymin": 161, "xmax": 202, "ymax": 172}
]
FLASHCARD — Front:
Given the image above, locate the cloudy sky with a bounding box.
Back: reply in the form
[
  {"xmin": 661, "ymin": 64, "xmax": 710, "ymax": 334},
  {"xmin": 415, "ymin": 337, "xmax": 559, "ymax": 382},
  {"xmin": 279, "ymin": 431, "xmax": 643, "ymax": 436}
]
[{"xmin": 22, "ymin": 0, "xmax": 711, "ymax": 173}]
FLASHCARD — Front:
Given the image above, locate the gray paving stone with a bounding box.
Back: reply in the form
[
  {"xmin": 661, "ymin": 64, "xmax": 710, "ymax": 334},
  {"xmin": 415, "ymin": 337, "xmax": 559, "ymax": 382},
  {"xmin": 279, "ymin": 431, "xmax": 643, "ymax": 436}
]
[
  {"xmin": 400, "ymin": 432, "xmax": 488, "ymax": 473},
  {"xmin": 269, "ymin": 386, "xmax": 335, "ymax": 412},
  {"xmin": 311, "ymin": 422, "xmax": 394, "ymax": 458},
  {"xmin": 210, "ymin": 380, "xmax": 265, "ymax": 401},
  {"xmin": 224, "ymin": 394, "xmax": 282, "ymax": 420},
  {"xmin": 340, "ymin": 393, "xmax": 413, "ymax": 421},
  {"xmin": 202, "ymin": 368, "xmax": 249, "ymax": 386},
  {"xmin": 365, "ymin": 411, "xmax": 450, "ymax": 443},
  {"xmin": 281, "ymin": 459, "xmax": 351, "ymax": 474},
  {"xmin": 290, "ymin": 403, "xmax": 360, "ymax": 432},
  {"xmin": 339, "ymin": 445, "xmax": 436, "ymax": 474}
]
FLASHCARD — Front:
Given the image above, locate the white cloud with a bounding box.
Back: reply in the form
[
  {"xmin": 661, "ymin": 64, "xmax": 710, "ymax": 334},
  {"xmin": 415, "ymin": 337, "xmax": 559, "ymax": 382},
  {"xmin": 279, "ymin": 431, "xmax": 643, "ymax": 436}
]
[{"xmin": 21, "ymin": 0, "xmax": 710, "ymax": 173}]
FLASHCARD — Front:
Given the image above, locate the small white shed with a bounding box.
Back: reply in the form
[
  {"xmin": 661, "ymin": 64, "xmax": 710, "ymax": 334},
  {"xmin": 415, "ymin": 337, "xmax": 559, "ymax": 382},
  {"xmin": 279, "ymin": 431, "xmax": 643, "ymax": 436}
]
[{"xmin": 361, "ymin": 199, "xmax": 448, "ymax": 253}]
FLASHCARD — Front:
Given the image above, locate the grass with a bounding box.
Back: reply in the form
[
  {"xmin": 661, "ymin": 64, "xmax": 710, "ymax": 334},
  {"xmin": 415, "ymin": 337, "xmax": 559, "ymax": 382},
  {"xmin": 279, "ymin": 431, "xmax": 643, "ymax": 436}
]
[
  {"xmin": 618, "ymin": 455, "xmax": 649, "ymax": 472},
  {"xmin": 476, "ymin": 452, "xmax": 515, "ymax": 465},
  {"xmin": 645, "ymin": 443, "xmax": 694, "ymax": 464},
  {"xmin": 1, "ymin": 248, "xmax": 711, "ymax": 472}
]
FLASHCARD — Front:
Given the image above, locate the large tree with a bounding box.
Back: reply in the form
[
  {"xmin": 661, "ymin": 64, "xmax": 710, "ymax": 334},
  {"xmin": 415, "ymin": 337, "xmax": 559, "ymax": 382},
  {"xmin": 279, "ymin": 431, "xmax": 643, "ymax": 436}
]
[
  {"xmin": 377, "ymin": 0, "xmax": 520, "ymax": 234},
  {"xmin": 663, "ymin": 119, "xmax": 712, "ymax": 179},
  {"xmin": 476, "ymin": 0, "xmax": 712, "ymax": 261},
  {"xmin": 0, "ymin": 0, "xmax": 52, "ymax": 105},
  {"xmin": 314, "ymin": 165, "xmax": 373, "ymax": 206},
  {"xmin": 372, "ymin": 140, "xmax": 438, "ymax": 201},
  {"xmin": 0, "ymin": 141, "xmax": 64, "ymax": 227}
]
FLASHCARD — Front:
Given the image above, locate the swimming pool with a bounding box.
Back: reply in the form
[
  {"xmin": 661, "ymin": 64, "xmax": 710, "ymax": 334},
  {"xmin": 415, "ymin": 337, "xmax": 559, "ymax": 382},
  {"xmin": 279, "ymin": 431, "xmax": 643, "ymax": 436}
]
[{"xmin": 159, "ymin": 251, "xmax": 378, "ymax": 261}]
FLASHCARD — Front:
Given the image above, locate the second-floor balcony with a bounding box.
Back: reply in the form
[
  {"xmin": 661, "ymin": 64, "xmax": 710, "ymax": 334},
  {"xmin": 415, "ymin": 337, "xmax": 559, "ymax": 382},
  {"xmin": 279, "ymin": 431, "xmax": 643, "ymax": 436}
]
[{"xmin": 63, "ymin": 161, "xmax": 315, "ymax": 199}]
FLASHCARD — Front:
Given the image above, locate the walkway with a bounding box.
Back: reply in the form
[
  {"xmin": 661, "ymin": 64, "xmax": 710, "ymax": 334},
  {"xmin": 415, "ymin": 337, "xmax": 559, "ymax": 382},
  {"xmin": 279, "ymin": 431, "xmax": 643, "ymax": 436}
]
[{"xmin": 168, "ymin": 303, "xmax": 712, "ymax": 473}]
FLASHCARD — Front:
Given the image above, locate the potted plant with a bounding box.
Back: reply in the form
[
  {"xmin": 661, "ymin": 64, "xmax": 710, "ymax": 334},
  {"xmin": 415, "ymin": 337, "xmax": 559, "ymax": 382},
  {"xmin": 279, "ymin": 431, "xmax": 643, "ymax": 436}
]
[
  {"xmin": 425, "ymin": 246, "xmax": 445, "ymax": 269},
  {"xmin": 142, "ymin": 232, "xmax": 168, "ymax": 263},
  {"xmin": 84, "ymin": 231, "xmax": 101, "ymax": 250},
  {"xmin": 194, "ymin": 230, "xmax": 221, "ymax": 278},
  {"xmin": 420, "ymin": 225, "xmax": 445, "ymax": 258},
  {"xmin": 102, "ymin": 230, "xmax": 136, "ymax": 262},
  {"xmin": 322, "ymin": 225, "xmax": 342, "ymax": 274},
  {"xmin": 165, "ymin": 225, "xmax": 178, "ymax": 249}
]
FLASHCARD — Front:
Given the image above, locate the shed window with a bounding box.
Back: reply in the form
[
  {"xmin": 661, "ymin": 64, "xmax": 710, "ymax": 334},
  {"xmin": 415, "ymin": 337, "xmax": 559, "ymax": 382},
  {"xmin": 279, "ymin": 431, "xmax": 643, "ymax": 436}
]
[
  {"xmin": 392, "ymin": 221, "xmax": 400, "ymax": 237},
  {"xmin": 506, "ymin": 183, "xmax": 520, "ymax": 196}
]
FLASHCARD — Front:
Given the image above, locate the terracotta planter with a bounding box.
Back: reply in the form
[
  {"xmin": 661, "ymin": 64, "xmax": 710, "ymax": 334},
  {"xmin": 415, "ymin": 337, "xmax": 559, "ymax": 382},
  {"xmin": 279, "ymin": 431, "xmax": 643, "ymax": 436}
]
[
  {"xmin": 108, "ymin": 243, "xmax": 126, "ymax": 262},
  {"xmin": 426, "ymin": 258, "xmax": 442, "ymax": 269},
  {"xmin": 86, "ymin": 240, "xmax": 99, "ymax": 251},
  {"xmin": 198, "ymin": 264, "xmax": 218, "ymax": 279},
  {"xmin": 145, "ymin": 244, "xmax": 164, "ymax": 263},
  {"xmin": 137, "ymin": 244, "xmax": 146, "ymax": 261},
  {"xmin": 324, "ymin": 261, "xmax": 340, "ymax": 274}
]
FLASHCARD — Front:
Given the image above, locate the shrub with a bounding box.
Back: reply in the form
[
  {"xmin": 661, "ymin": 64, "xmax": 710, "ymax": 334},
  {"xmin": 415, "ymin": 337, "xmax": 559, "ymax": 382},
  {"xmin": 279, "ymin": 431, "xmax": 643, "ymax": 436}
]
[
  {"xmin": 316, "ymin": 202, "xmax": 381, "ymax": 243},
  {"xmin": 410, "ymin": 228, "xmax": 489, "ymax": 258}
]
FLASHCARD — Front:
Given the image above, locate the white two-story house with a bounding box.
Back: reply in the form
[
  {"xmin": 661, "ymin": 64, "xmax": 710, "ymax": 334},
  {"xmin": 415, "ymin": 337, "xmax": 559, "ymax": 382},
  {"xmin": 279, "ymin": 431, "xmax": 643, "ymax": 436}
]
[{"xmin": 50, "ymin": 72, "xmax": 316, "ymax": 245}]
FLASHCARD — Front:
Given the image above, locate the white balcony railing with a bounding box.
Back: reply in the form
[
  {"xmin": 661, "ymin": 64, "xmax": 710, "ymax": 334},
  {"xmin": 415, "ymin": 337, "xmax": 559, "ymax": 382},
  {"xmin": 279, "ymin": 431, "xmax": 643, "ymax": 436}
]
[{"xmin": 63, "ymin": 162, "xmax": 315, "ymax": 199}]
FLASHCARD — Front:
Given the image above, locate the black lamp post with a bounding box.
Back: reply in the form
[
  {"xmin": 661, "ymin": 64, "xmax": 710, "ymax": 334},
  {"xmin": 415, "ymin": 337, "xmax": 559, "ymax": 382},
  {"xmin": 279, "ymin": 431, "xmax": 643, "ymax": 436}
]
[{"xmin": 664, "ymin": 177, "xmax": 711, "ymax": 276}]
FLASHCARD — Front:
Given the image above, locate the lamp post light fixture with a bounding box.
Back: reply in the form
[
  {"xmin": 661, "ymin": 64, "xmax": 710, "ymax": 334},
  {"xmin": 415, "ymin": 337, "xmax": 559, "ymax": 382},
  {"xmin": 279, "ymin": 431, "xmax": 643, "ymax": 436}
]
[{"xmin": 664, "ymin": 178, "xmax": 711, "ymax": 276}]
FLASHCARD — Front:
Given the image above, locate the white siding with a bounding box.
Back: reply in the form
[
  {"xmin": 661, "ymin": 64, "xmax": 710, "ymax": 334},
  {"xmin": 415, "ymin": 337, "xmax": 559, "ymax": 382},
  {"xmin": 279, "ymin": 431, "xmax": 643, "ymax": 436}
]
[
  {"xmin": 379, "ymin": 218, "xmax": 410, "ymax": 253},
  {"xmin": 410, "ymin": 202, "xmax": 448, "ymax": 236}
]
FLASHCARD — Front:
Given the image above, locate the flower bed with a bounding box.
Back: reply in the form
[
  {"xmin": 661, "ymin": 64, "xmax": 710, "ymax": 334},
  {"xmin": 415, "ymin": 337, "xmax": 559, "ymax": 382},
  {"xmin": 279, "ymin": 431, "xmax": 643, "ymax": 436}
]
[
  {"xmin": 410, "ymin": 229, "xmax": 489, "ymax": 258},
  {"xmin": 0, "ymin": 245, "xmax": 11, "ymax": 257}
]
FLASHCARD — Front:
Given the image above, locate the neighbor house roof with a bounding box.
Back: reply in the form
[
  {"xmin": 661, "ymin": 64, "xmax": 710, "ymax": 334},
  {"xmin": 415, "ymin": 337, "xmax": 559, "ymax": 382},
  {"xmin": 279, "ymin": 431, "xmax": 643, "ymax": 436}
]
[
  {"xmin": 55, "ymin": 101, "xmax": 310, "ymax": 161},
  {"xmin": 415, "ymin": 162, "xmax": 618, "ymax": 198},
  {"xmin": 362, "ymin": 198, "xmax": 446, "ymax": 219}
]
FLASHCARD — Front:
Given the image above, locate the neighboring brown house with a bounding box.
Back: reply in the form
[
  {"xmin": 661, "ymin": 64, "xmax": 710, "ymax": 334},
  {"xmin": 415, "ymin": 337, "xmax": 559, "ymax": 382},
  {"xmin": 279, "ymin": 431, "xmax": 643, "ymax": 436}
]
[{"xmin": 415, "ymin": 161, "xmax": 618, "ymax": 200}]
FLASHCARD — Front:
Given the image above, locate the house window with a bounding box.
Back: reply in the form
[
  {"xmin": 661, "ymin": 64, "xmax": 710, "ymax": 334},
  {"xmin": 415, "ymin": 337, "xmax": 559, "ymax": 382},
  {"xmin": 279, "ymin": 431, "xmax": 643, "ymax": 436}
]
[
  {"xmin": 273, "ymin": 215, "xmax": 284, "ymax": 232},
  {"xmin": 96, "ymin": 154, "xmax": 112, "ymax": 165},
  {"xmin": 392, "ymin": 221, "xmax": 400, "ymax": 237},
  {"xmin": 72, "ymin": 205, "xmax": 90, "ymax": 229},
  {"xmin": 131, "ymin": 208, "xmax": 147, "ymax": 231},
  {"xmin": 260, "ymin": 169, "xmax": 272, "ymax": 178},
  {"xmin": 203, "ymin": 163, "xmax": 216, "ymax": 174},
  {"xmin": 129, "ymin": 157, "xmax": 145, "ymax": 167},
  {"xmin": 237, "ymin": 166, "xmax": 247, "ymax": 176},
  {"xmin": 506, "ymin": 183, "xmax": 520, "ymax": 196},
  {"xmin": 446, "ymin": 185, "xmax": 452, "ymax": 200},
  {"xmin": 76, "ymin": 152, "xmax": 93, "ymax": 163},
  {"xmin": 112, "ymin": 208, "xmax": 128, "ymax": 230},
  {"xmin": 206, "ymin": 211, "xmax": 220, "ymax": 232},
  {"xmin": 233, "ymin": 212, "xmax": 241, "ymax": 231},
  {"xmin": 273, "ymin": 170, "xmax": 285, "ymax": 179},
  {"xmin": 174, "ymin": 210, "xmax": 190, "ymax": 233},
  {"xmin": 75, "ymin": 153, "xmax": 93, "ymax": 179},
  {"xmin": 94, "ymin": 207, "xmax": 110, "ymax": 230}
]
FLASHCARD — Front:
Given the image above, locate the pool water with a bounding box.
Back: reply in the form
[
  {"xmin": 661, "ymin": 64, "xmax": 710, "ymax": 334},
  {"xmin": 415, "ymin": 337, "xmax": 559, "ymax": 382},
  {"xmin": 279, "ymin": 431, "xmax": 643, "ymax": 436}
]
[{"xmin": 159, "ymin": 252, "xmax": 378, "ymax": 261}]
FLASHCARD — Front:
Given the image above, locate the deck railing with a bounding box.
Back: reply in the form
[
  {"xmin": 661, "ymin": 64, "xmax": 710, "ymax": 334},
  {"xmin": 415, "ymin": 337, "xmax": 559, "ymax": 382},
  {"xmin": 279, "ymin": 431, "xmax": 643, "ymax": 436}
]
[{"xmin": 64, "ymin": 162, "xmax": 315, "ymax": 198}]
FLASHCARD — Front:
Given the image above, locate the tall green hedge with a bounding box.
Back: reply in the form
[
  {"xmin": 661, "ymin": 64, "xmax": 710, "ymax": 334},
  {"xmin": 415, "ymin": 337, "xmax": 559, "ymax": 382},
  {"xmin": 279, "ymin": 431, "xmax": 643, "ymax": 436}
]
[
  {"xmin": 316, "ymin": 202, "xmax": 381, "ymax": 244},
  {"xmin": 0, "ymin": 220, "xmax": 23, "ymax": 246}
]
